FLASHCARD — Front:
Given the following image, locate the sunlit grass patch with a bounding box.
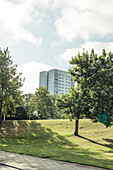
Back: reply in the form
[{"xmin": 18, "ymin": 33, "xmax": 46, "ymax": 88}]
[{"xmin": 0, "ymin": 119, "xmax": 113, "ymax": 169}]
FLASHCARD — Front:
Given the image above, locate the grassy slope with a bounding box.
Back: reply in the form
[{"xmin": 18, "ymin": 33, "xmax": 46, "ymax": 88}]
[{"xmin": 0, "ymin": 119, "xmax": 113, "ymax": 169}]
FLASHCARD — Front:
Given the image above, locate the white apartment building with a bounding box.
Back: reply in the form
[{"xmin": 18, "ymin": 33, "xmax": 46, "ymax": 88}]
[{"xmin": 39, "ymin": 69, "xmax": 74, "ymax": 96}]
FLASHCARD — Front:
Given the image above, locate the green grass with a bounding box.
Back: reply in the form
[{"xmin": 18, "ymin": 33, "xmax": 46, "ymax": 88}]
[{"xmin": 0, "ymin": 119, "xmax": 113, "ymax": 169}]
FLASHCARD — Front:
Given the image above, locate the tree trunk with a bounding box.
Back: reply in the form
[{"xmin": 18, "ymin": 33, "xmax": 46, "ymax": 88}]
[
  {"xmin": 0, "ymin": 99, "xmax": 3, "ymax": 125},
  {"xmin": 40, "ymin": 115, "xmax": 42, "ymax": 119},
  {"xmin": 74, "ymin": 113, "xmax": 80, "ymax": 136},
  {"xmin": 0, "ymin": 86, "xmax": 3, "ymax": 125},
  {"xmin": 74, "ymin": 119, "xmax": 79, "ymax": 136},
  {"xmin": 0, "ymin": 113, "xmax": 2, "ymax": 125}
]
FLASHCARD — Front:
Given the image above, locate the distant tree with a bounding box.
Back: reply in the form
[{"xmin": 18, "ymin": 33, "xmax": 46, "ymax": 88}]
[
  {"xmin": 24, "ymin": 93, "xmax": 33, "ymax": 117},
  {"xmin": 28, "ymin": 94, "xmax": 36, "ymax": 115},
  {"xmin": 51, "ymin": 94, "xmax": 60, "ymax": 119},
  {"xmin": 69, "ymin": 49, "xmax": 113, "ymax": 129},
  {"xmin": 0, "ymin": 48, "xmax": 24, "ymax": 124},
  {"xmin": 28, "ymin": 87, "xmax": 54, "ymax": 119}
]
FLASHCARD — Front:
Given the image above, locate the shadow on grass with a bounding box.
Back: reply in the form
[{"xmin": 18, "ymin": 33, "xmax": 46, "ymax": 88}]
[
  {"xmin": 0, "ymin": 120, "xmax": 75, "ymax": 148},
  {"xmin": 78, "ymin": 135, "xmax": 113, "ymax": 149},
  {"xmin": 0, "ymin": 120, "xmax": 113, "ymax": 169},
  {"xmin": 103, "ymin": 138, "xmax": 113, "ymax": 149}
]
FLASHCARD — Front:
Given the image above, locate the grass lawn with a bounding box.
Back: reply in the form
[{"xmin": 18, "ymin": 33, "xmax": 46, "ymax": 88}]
[{"xmin": 0, "ymin": 119, "xmax": 113, "ymax": 169}]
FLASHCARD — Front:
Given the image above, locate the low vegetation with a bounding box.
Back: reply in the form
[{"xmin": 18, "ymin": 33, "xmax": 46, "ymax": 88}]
[{"xmin": 0, "ymin": 119, "xmax": 113, "ymax": 169}]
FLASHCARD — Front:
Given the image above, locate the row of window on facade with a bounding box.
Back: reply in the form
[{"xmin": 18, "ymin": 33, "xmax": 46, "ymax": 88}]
[
  {"xmin": 56, "ymin": 81, "xmax": 71, "ymax": 84},
  {"xmin": 54, "ymin": 74, "xmax": 72, "ymax": 78},
  {"xmin": 55, "ymin": 73, "xmax": 71, "ymax": 77},
  {"xmin": 54, "ymin": 77, "xmax": 72, "ymax": 81},
  {"xmin": 58, "ymin": 89, "xmax": 70, "ymax": 92},
  {"xmin": 56, "ymin": 83, "xmax": 72, "ymax": 86}
]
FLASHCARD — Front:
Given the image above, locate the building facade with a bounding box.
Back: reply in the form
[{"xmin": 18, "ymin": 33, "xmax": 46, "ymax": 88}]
[
  {"xmin": 39, "ymin": 69, "xmax": 74, "ymax": 96},
  {"xmin": 39, "ymin": 71, "xmax": 48, "ymax": 88}
]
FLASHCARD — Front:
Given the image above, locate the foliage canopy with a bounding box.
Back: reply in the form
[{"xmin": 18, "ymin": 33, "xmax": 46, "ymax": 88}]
[
  {"xmin": 0, "ymin": 48, "xmax": 24, "ymax": 123},
  {"xmin": 28, "ymin": 87, "xmax": 56, "ymax": 119},
  {"xmin": 69, "ymin": 49, "xmax": 113, "ymax": 127}
]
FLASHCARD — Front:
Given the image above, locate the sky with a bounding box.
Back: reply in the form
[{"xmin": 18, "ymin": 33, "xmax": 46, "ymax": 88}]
[{"xmin": 1, "ymin": 0, "xmax": 113, "ymax": 94}]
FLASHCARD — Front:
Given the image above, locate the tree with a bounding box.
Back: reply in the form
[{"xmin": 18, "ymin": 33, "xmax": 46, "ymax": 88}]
[
  {"xmin": 23, "ymin": 93, "xmax": 33, "ymax": 118},
  {"xmin": 50, "ymin": 94, "xmax": 60, "ymax": 119},
  {"xmin": 28, "ymin": 94, "xmax": 36, "ymax": 115},
  {"xmin": 69, "ymin": 49, "xmax": 113, "ymax": 130},
  {"xmin": 56, "ymin": 87, "xmax": 87, "ymax": 135},
  {"xmin": 28, "ymin": 87, "xmax": 54, "ymax": 119},
  {"xmin": 0, "ymin": 48, "xmax": 24, "ymax": 124}
]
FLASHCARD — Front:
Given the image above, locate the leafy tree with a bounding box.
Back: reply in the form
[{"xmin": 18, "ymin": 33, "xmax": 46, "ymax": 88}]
[
  {"xmin": 56, "ymin": 87, "xmax": 87, "ymax": 135},
  {"xmin": 28, "ymin": 87, "xmax": 54, "ymax": 119},
  {"xmin": 23, "ymin": 93, "xmax": 33, "ymax": 117},
  {"xmin": 51, "ymin": 94, "xmax": 62, "ymax": 119},
  {"xmin": 28, "ymin": 94, "xmax": 36, "ymax": 114},
  {"xmin": 69, "ymin": 49, "xmax": 113, "ymax": 130},
  {"xmin": 0, "ymin": 48, "xmax": 24, "ymax": 124}
]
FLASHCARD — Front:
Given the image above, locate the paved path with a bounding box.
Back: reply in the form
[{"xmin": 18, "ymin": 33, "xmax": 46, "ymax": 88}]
[{"xmin": 0, "ymin": 151, "xmax": 106, "ymax": 170}]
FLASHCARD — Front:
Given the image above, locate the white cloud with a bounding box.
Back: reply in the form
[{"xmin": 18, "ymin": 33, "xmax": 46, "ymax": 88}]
[
  {"xmin": 55, "ymin": 0, "xmax": 113, "ymax": 41},
  {"xmin": 59, "ymin": 48, "xmax": 77, "ymax": 61},
  {"xmin": 51, "ymin": 39, "xmax": 63, "ymax": 47},
  {"xmin": 17, "ymin": 61, "xmax": 53, "ymax": 94},
  {"xmin": 59, "ymin": 41, "xmax": 113, "ymax": 61},
  {"xmin": 1, "ymin": 0, "xmax": 113, "ymax": 45},
  {"xmin": 0, "ymin": 0, "xmax": 43, "ymax": 46}
]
